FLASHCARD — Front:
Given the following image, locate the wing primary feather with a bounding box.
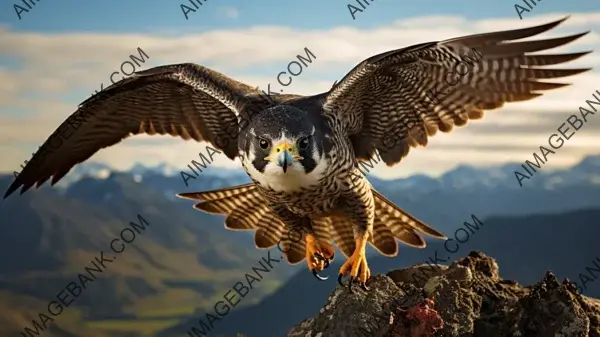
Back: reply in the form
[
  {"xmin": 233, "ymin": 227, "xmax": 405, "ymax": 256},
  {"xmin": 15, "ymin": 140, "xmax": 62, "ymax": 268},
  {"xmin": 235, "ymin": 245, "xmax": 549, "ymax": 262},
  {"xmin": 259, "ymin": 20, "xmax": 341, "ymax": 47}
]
[
  {"xmin": 476, "ymin": 32, "xmax": 589, "ymax": 56},
  {"xmin": 444, "ymin": 16, "xmax": 570, "ymax": 46}
]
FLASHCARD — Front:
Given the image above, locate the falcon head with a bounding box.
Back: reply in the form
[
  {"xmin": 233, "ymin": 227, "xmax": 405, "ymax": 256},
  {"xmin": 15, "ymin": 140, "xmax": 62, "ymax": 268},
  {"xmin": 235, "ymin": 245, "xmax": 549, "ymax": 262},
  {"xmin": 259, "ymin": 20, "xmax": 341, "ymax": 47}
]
[{"xmin": 239, "ymin": 105, "xmax": 332, "ymax": 192}]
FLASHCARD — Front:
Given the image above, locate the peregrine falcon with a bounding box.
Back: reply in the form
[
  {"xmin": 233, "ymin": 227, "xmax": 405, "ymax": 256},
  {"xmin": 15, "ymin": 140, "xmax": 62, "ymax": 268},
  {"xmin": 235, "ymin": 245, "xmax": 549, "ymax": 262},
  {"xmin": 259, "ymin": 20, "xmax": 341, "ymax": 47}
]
[{"xmin": 4, "ymin": 17, "xmax": 591, "ymax": 291}]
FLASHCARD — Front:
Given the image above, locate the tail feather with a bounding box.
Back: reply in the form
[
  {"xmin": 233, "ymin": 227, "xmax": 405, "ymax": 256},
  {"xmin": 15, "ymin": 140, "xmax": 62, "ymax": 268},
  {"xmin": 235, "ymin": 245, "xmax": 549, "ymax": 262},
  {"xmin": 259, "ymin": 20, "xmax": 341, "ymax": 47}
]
[
  {"xmin": 225, "ymin": 205, "xmax": 265, "ymax": 230},
  {"xmin": 370, "ymin": 218, "xmax": 399, "ymax": 256},
  {"xmin": 279, "ymin": 238, "xmax": 306, "ymax": 265},
  {"xmin": 179, "ymin": 183, "xmax": 256, "ymax": 215},
  {"xmin": 177, "ymin": 184, "xmax": 446, "ymax": 265},
  {"xmin": 178, "ymin": 183, "xmax": 275, "ymax": 234},
  {"xmin": 178, "ymin": 184, "xmax": 309, "ymax": 265},
  {"xmin": 193, "ymin": 200, "xmax": 230, "ymax": 214},
  {"xmin": 312, "ymin": 217, "xmax": 332, "ymax": 243},
  {"xmin": 179, "ymin": 184, "xmax": 256, "ymax": 201},
  {"xmin": 332, "ymin": 189, "xmax": 446, "ymax": 258},
  {"xmin": 372, "ymin": 189, "xmax": 446, "ymax": 240},
  {"xmin": 328, "ymin": 215, "xmax": 356, "ymax": 259},
  {"xmin": 254, "ymin": 212, "xmax": 285, "ymax": 248},
  {"xmin": 328, "ymin": 213, "xmax": 400, "ymax": 259}
]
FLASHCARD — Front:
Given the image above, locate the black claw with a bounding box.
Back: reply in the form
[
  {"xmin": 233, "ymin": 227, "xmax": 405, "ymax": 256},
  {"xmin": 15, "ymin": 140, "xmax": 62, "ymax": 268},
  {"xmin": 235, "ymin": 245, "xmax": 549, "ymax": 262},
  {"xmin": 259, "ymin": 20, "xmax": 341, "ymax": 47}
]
[
  {"xmin": 360, "ymin": 282, "xmax": 370, "ymax": 291},
  {"xmin": 312, "ymin": 269, "xmax": 329, "ymax": 281},
  {"xmin": 324, "ymin": 259, "xmax": 330, "ymax": 269},
  {"xmin": 338, "ymin": 274, "xmax": 345, "ymax": 287}
]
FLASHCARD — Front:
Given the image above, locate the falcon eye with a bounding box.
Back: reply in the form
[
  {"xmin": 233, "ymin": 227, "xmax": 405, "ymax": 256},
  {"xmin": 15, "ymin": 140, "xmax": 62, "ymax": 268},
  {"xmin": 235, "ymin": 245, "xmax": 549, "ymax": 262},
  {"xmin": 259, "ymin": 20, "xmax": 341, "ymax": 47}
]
[
  {"xmin": 297, "ymin": 137, "xmax": 310, "ymax": 150},
  {"xmin": 258, "ymin": 138, "xmax": 270, "ymax": 150}
]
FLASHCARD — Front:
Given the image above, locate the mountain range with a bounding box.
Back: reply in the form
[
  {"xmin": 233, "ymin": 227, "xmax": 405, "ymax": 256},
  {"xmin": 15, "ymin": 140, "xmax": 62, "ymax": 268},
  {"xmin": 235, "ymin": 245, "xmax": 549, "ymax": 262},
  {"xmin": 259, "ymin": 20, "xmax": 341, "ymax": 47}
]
[
  {"xmin": 0, "ymin": 154, "xmax": 598, "ymax": 336},
  {"xmin": 56, "ymin": 154, "xmax": 600, "ymax": 193},
  {"xmin": 47, "ymin": 154, "xmax": 600, "ymax": 234}
]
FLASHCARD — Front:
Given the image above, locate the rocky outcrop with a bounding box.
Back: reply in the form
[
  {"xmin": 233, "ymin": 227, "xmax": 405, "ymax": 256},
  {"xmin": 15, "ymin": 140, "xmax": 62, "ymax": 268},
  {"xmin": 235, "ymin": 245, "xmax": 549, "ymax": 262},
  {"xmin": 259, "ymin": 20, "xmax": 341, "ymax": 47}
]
[{"xmin": 287, "ymin": 251, "xmax": 600, "ymax": 337}]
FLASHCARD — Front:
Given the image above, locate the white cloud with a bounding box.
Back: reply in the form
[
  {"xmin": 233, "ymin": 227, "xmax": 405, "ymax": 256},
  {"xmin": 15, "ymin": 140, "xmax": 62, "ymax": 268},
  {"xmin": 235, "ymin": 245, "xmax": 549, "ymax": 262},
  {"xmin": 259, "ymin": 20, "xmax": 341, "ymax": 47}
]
[{"xmin": 1, "ymin": 12, "xmax": 599, "ymax": 179}]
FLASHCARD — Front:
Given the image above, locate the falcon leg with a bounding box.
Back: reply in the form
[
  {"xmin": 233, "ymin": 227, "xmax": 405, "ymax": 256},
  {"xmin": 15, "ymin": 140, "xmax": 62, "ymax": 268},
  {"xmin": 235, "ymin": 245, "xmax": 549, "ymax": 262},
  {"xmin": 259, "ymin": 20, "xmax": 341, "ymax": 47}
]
[
  {"xmin": 305, "ymin": 233, "xmax": 335, "ymax": 281},
  {"xmin": 338, "ymin": 233, "xmax": 371, "ymax": 293}
]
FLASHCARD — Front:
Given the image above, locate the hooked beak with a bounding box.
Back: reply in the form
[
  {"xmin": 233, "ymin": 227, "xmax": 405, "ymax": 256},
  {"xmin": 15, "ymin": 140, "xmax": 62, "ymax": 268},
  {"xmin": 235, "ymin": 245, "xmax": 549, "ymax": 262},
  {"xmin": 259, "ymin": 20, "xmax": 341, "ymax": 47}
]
[
  {"xmin": 277, "ymin": 150, "xmax": 294, "ymax": 173},
  {"xmin": 264, "ymin": 141, "xmax": 303, "ymax": 173}
]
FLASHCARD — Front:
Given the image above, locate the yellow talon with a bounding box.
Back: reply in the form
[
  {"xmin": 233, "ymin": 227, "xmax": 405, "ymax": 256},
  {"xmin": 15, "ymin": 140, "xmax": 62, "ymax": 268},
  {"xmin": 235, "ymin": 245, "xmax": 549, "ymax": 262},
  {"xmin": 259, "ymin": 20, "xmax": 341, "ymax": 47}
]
[
  {"xmin": 338, "ymin": 235, "xmax": 371, "ymax": 292},
  {"xmin": 305, "ymin": 233, "xmax": 335, "ymax": 281}
]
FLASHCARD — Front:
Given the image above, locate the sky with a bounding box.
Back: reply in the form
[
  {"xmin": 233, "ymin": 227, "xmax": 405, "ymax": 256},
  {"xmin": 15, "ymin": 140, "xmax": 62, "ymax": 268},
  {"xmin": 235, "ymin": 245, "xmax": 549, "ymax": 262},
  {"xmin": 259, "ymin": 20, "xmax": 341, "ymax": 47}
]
[{"xmin": 1, "ymin": 0, "xmax": 599, "ymax": 180}]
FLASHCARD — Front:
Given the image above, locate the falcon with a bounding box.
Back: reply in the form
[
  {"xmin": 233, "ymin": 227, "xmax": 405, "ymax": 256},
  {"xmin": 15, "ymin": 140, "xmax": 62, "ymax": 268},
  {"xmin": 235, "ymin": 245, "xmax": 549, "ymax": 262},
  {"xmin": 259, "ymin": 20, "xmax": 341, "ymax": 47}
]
[{"xmin": 4, "ymin": 17, "xmax": 591, "ymax": 292}]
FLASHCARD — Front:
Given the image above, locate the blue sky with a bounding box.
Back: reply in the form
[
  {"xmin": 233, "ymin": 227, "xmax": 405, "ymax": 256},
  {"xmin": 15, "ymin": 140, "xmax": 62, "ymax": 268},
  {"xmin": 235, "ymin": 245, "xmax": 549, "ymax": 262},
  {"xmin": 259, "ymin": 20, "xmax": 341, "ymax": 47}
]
[
  {"xmin": 1, "ymin": 0, "xmax": 599, "ymax": 179},
  {"xmin": 3, "ymin": 0, "xmax": 599, "ymax": 32}
]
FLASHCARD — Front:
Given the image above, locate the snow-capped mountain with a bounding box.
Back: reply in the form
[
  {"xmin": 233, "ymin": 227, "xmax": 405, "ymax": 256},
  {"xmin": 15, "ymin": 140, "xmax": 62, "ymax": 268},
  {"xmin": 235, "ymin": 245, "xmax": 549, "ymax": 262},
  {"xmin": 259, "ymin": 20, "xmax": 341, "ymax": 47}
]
[
  {"xmin": 56, "ymin": 154, "xmax": 600, "ymax": 193},
  {"xmin": 4, "ymin": 154, "xmax": 598, "ymax": 244}
]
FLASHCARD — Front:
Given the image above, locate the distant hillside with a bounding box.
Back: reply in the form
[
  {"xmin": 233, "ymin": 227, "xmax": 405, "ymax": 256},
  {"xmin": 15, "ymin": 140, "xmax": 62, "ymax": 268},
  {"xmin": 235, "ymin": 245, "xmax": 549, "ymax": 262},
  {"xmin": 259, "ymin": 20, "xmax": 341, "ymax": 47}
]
[
  {"xmin": 161, "ymin": 208, "xmax": 600, "ymax": 337},
  {"xmin": 27, "ymin": 154, "xmax": 600, "ymax": 236},
  {"xmin": 0, "ymin": 174, "xmax": 294, "ymax": 337}
]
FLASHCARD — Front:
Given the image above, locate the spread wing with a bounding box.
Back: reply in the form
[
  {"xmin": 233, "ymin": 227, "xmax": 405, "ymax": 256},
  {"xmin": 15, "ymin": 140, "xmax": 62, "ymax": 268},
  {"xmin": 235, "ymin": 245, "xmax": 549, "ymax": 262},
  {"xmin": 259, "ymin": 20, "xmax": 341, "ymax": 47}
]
[
  {"xmin": 4, "ymin": 63, "xmax": 273, "ymax": 198},
  {"xmin": 321, "ymin": 16, "xmax": 592, "ymax": 165}
]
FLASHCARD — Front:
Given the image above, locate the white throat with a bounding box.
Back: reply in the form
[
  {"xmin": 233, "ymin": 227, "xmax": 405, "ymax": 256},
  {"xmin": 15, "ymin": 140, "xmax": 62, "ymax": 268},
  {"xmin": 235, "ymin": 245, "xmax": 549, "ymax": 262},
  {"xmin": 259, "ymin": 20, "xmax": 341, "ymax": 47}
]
[{"xmin": 242, "ymin": 143, "xmax": 328, "ymax": 193}]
